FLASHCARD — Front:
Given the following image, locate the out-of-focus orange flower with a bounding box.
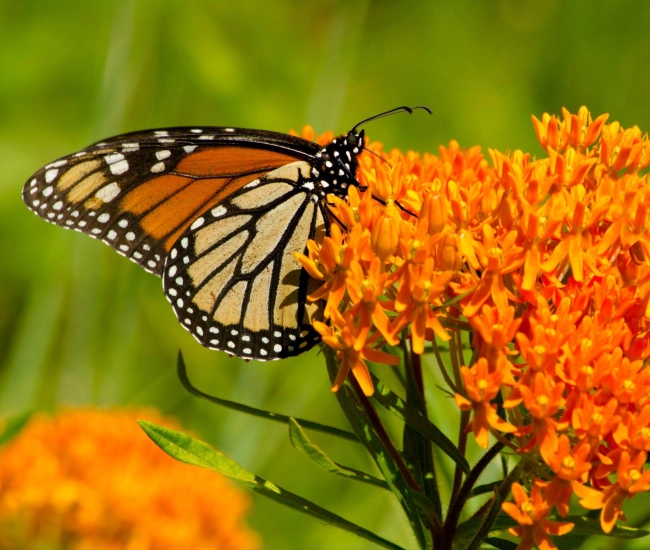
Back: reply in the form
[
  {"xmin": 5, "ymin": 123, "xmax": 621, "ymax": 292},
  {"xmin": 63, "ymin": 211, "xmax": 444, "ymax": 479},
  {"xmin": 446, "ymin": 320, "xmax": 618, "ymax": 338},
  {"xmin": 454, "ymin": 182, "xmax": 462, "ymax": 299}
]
[{"xmin": 0, "ymin": 408, "xmax": 259, "ymax": 550}]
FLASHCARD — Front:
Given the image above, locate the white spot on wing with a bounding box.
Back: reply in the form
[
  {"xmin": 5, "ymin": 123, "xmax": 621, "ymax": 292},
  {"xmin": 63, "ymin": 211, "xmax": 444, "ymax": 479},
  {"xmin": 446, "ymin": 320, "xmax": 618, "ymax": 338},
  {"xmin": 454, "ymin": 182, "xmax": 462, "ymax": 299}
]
[
  {"xmin": 95, "ymin": 182, "xmax": 121, "ymax": 202},
  {"xmin": 97, "ymin": 213, "xmax": 110, "ymax": 223},
  {"xmin": 211, "ymin": 205, "xmax": 227, "ymax": 218},
  {"xmin": 151, "ymin": 162, "xmax": 165, "ymax": 173},
  {"xmin": 109, "ymin": 160, "xmax": 129, "ymax": 175},
  {"xmin": 183, "ymin": 145, "xmax": 197, "ymax": 153},
  {"xmin": 104, "ymin": 153, "xmax": 124, "ymax": 164},
  {"xmin": 190, "ymin": 217, "xmax": 205, "ymax": 230},
  {"xmin": 45, "ymin": 169, "xmax": 58, "ymax": 183},
  {"xmin": 156, "ymin": 150, "xmax": 171, "ymax": 160}
]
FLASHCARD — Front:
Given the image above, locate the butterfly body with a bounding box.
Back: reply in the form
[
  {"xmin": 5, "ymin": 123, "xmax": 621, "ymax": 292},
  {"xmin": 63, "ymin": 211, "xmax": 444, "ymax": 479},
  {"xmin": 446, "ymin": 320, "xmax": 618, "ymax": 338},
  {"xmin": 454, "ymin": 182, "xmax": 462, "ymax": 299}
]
[{"xmin": 23, "ymin": 124, "xmax": 366, "ymax": 361}]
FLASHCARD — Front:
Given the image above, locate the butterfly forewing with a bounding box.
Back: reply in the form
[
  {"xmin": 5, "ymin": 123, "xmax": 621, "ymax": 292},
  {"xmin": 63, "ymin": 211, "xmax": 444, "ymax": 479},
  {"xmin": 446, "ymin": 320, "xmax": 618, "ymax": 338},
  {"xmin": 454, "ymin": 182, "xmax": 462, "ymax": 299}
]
[
  {"xmin": 22, "ymin": 127, "xmax": 319, "ymax": 276},
  {"xmin": 162, "ymin": 161, "xmax": 327, "ymax": 360}
]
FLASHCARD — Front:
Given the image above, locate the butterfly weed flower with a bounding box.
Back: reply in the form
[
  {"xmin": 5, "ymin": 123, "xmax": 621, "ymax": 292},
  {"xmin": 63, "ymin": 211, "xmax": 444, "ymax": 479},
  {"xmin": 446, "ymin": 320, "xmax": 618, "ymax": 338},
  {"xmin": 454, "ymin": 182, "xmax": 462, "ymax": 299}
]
[
  {"xmin": 297, "ymin": 108, "xmax": 650, "ymax": 546},
  {"xmin": 0, "ymin": 408, "xmax": 259, "ymax": 550}
]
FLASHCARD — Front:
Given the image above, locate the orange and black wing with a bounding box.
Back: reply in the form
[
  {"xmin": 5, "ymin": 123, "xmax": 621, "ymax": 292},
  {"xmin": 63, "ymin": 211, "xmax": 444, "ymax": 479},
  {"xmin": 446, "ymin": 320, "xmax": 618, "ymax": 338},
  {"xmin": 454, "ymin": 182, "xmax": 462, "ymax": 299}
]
[
  {"xmin": 163, "ymin": 161, "xmax": 328, "ymax": 360},
  {"xmin": 22, "ymin": 127, "xmax": 320, "ymax": 276}
]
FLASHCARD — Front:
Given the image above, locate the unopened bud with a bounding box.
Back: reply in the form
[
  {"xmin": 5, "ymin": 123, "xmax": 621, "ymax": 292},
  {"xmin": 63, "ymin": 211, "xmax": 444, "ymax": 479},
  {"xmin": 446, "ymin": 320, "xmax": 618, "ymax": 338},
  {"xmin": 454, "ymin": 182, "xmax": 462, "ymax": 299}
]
[
  {"xmin": 371, "ymin": 214, "xmax": 398, "ymax": 260},
  {"xmin": 437, "ymin": 233, "xmax": 462, "ymax": 271},
  {"xmin": 421, "ymin": 193, "xmax": 446, "ymax": 235}
]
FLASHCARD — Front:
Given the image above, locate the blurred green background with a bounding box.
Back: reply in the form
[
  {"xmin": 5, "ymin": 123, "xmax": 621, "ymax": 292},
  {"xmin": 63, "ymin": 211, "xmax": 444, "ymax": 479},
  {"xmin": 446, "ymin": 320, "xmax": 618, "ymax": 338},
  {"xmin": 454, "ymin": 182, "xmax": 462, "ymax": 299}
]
[{"xmin": 2, "ymin": 1, "xmax": 650, "ymax": 548}]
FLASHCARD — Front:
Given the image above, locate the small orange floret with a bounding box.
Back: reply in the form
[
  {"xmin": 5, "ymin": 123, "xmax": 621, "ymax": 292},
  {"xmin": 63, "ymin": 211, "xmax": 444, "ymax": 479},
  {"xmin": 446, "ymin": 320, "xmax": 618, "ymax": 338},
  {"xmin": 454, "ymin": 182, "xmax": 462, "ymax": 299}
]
[{"xmin": 503, "ymin": 482, "xmax": 574, "ymax": 550}]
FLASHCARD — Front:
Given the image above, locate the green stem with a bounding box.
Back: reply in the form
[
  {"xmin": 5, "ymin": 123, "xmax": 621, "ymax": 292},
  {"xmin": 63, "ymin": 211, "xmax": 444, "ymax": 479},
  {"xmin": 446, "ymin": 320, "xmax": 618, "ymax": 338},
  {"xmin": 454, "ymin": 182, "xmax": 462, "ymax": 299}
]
[
  {"xmin": 448, "ymin": 332, "xmax": 468, "ymax": 506},
  {"xmin": 440, "ymin": 442, "xmax": 505, "ymax": 548},
  {"xmin": 402, "ymin": 340, "xmax": 443, "ymax": 530},
  {"xmin": 466, "ymin": 458, "xmax": 525, "ymax": 550},
  {"xmin": 350, "ymin": 374, "xmax": 420, "ymax": 491},
  {"xmin": 177, "ymin": 351, "xmax": 359, "ymax": 442},
  {"xmin": 431, "ymin": 338, "xmax": 457, "ymax": 392}
]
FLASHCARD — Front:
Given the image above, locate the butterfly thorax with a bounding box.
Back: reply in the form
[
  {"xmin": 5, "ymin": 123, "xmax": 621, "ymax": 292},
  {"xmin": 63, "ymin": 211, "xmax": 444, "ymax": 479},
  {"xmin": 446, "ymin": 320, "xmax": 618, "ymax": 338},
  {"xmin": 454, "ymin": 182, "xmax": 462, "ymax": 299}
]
[{"xmin": 308, "ymin": 130, "xmax": 365, "ymax": 199}]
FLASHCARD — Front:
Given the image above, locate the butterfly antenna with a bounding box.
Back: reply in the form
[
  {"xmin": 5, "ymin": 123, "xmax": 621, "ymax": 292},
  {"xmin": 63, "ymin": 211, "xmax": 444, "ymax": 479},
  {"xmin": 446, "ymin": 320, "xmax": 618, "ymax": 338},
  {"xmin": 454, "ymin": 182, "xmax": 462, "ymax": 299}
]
[
  {"xmin": 352, "ymin": 105, "xmax": 432, "ymax": 133},
  {"xmin": 362, "ymin": 146, "xmax": 392, "ymax": 167}
]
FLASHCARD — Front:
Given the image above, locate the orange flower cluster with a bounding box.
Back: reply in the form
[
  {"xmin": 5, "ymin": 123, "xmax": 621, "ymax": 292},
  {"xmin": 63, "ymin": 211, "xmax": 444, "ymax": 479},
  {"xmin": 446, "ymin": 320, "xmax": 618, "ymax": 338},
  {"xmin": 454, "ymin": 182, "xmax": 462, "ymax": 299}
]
[
  {"xmin": 0, "ymin": 408, "xmax": 259, "ymax": 550},
  {"xmin": 295, "ymin": 108, "xmax": 650, "ymax": 546}
]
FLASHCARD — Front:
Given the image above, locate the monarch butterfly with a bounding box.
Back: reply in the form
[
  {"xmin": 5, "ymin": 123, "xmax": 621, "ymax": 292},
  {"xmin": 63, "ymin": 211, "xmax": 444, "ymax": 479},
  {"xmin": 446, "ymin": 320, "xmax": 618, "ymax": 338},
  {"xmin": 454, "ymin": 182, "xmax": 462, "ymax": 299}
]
[{"xmin": 22, "ymin": 106, "xmax": 431, "ymax": 361}]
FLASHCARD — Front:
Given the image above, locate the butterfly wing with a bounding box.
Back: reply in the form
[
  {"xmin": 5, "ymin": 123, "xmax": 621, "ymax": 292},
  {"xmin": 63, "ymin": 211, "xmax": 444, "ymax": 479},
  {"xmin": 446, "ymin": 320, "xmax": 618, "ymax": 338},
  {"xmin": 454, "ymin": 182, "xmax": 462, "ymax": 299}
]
[
  {"xmin": 22, "ymin": 127, "xmax": 320, "ymax": 276},
  {"xmin": 163, "ymin": 160, "xmax": 328, "ymax": 361}
]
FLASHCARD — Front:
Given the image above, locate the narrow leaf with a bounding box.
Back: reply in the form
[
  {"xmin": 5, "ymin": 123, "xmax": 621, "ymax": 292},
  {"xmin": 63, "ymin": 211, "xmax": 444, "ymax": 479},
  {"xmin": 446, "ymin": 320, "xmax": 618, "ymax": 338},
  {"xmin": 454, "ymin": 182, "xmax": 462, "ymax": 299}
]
[
  {"xmin": 139, "ymin": 420, "xmax": 406, "ymax": 550},
  {"xmin": 177, "ymin": 351, "xmax": 358, "ymax": 442},
  {"xmin": 484, "ymin": 537, "xmax": 518, "ymax": 550},
  {"xmin": 289, "ymin": 418, "xmax": 388, "ymax": 490},
  {"xmin": 559, "ymin": 516, "xmax": 649, "ymax": 539},
  {"xmin": 487, "ymin": 513, "xmax": 649, "ymax": 540},
  {"xmin": 323, "ymin": 348, "xmax": 429, "ymax": 550},
  {"xmin": 471, "ymin": 480, "xmax": 501, "ymax": 497},
  {"xmin": 370, "ymin": 372, "xmax": 470, "ymax": 474},
  {"xmin": 0, "ymin": 410, "xmax": 32, "ymax": 446},
  {"xmin": 290, "ymin": 418, "xmax": 439, "ymax": 514},
  {"xmin": 401, "ymin": 344, "xmax": 441, "ymax": 517}
]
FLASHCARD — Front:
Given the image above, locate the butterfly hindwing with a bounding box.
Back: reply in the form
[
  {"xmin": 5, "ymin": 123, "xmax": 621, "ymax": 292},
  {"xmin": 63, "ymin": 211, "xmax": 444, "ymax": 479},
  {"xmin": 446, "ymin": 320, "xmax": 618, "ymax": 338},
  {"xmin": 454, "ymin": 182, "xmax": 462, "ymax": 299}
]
[
  {"xmin": 162, "ymin": 161, "xmax": 327, "ymax": 361},
  {"xmin": 22, "ymin": 127, "xmax": 319, "ymax": 276}
]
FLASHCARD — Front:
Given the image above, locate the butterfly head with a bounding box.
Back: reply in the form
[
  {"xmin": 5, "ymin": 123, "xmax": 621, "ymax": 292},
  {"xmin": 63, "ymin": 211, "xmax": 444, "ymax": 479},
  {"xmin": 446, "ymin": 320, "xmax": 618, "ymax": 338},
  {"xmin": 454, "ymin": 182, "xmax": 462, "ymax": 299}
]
[{"xmin": 312, "ymin": 130, "xmax": 365, "ymax": 197}]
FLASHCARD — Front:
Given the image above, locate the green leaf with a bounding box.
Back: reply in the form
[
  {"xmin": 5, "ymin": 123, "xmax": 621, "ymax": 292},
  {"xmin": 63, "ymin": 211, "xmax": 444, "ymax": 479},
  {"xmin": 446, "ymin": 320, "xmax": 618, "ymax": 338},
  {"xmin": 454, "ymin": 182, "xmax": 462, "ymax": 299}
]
[
  {"xmin": 471, "ymin": 480, "xmax": 501, "ymax": 497},
  {"xmin": 290, "ymin": 417, "xmax": 438, "ymax": 515},
  {"xmin": 0, "ymin": 410, "xmax": 32, "ymax": 446},
  {"xmin": 484, "ymin": 536, "xmax": 518, "ymax": 550},
  {"xmin": 559, "ymin": 516, "xmax": 649, "ymax": 539},
  {"xmin": 370, "ymin": 372, "xmax": 469, "ymax": 474},
  {"xmin": 289, "ymin": 417, "xmax": 389, "ymax": 490},
  {"xmin": 323, "ymin": 348, "xmax": 430, "ymax": 550},
  {"xmin": 139, "ymin": 420, "xmax": 406, "ymax": 550},
  {"xmin": 177, "ymin": 350, "xmax": 359, "ymax": 442},
  {"xmin": 400, "ymin": 343, "xmax": 441, "ymax": 517}
]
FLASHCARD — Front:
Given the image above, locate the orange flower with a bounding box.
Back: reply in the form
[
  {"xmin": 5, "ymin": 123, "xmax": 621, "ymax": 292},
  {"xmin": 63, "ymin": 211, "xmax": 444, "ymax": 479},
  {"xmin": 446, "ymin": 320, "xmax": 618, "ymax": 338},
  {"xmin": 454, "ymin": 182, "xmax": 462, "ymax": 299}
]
[
  {"xmin": 502, "ymin": 482, "xmax": 574, "ymax": 550},
  {"xmin": 512, "ymin": 372, "xmax": 567, "ymax": 463},
  {"xmin": 544, "ymin": 435, "xmax": 592, "ymax": 516},
  {"xmin": 454, "ymin": 357, "xmax": 517, "ymax": 448},
  {"xmin": 574, "ymin": 451, "xmax": 650, "ymax": 533},
  {"xmin": 0, "ymin": 409, "xmax": 259, "ymax": 550},
  {"xmin": 315, "ymin": 308, "xmax": 399, "ymax": 396},
  {"xmin": 393, "ymin": 258, "xmax": 453, "ymax": 354}
]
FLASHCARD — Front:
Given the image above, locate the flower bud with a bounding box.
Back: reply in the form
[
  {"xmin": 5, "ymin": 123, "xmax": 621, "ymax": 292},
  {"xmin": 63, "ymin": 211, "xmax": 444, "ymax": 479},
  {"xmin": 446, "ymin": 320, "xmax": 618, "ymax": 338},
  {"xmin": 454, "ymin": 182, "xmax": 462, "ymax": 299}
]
[
  {"xmin": 420, "ymin": 193, "xmax": 446, "ymax": 235},
  {"xmin": 437, "ymin": 233, "xmax": 462, "ymax": 271},
  {"xmin": 371, "ymin": 214, "xmax": 398, "ymax": 260}
]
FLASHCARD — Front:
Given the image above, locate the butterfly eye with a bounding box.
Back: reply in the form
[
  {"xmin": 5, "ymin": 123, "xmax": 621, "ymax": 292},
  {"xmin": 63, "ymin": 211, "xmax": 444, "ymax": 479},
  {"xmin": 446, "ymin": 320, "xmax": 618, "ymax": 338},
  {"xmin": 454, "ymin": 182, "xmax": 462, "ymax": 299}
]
[{"xmin": 346, "ymin": 133, "xmax": 357, "ymax": 147}]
